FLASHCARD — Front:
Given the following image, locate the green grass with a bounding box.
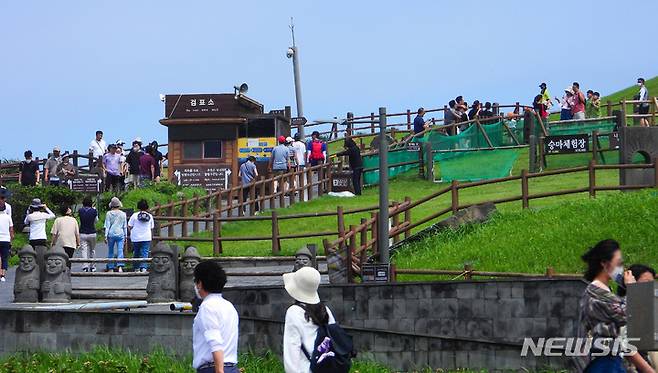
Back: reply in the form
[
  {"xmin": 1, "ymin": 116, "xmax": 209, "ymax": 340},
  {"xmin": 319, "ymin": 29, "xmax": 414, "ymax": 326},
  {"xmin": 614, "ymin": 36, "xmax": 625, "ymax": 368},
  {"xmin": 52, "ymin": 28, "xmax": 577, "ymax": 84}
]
[
  {"xmin": 0, "ymin": 348, "xmax": 566, "ymax": 372},
  {"xmin": 394, "ymin": 189, "xmax": 658, "ymax": 280},
  {"xmin": 185, "ymin": 149, "xmax": 624, "ymax": 258}
]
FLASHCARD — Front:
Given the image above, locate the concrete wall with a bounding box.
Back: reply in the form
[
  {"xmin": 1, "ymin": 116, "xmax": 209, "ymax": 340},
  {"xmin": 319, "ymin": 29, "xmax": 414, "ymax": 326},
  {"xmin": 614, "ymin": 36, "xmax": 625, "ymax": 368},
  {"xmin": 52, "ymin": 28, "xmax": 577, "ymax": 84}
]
[{"xmin": 0, "ymin": 279, "xmax": 586, "ymax": 371}]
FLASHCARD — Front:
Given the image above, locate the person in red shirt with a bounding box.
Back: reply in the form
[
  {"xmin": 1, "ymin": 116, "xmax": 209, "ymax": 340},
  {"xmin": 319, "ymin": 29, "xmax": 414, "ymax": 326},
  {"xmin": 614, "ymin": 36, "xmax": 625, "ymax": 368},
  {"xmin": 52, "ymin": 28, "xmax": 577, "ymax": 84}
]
[{"xmin": 139, "ymin": 145, "xmax": 156, "ymax": 183}]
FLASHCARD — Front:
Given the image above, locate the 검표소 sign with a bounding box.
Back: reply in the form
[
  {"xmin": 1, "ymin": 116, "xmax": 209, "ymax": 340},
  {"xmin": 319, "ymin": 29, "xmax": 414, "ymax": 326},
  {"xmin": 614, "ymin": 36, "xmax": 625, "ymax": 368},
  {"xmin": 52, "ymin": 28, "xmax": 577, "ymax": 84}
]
[
  {"xmin": 544, "ymin": 134, "xmax": 589, "ymax": 154},
  {"xmin": 172, "ymin": 166, "xmax": 232, "ymax": 190}
]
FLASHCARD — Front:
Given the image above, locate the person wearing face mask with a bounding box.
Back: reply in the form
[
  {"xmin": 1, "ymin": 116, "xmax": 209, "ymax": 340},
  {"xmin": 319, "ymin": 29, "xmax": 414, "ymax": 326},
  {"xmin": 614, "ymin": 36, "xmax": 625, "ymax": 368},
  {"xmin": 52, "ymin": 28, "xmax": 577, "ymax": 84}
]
[
  {"xmin": 578, "ymin": 239, "xmax": 655, "ymax": 373},
  {"xmin": 125, "ymin": 140, "xmax": 143, "ymax": 190},
  {"xmin": 637, "ymin": 78, "xmax": 650, "ymax": 127},
  {"xmin": 19, "ymin": 150, "xmax": 40, "ymax": 186},
  {"xmin": 192, "ymin": 260, "xmax": 239, "ymax": 373}
]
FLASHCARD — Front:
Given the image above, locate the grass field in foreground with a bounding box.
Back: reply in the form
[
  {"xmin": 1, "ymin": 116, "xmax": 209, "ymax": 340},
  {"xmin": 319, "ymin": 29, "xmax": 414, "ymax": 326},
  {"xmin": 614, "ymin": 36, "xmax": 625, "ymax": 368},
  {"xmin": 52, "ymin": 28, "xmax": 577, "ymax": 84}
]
[
  {"xmin": 0, "ymin": 348, "xmax": 567, "ymax": 373},
  {"xmin": 184, "ymin": 150, "xmax": 625, "ymax": 260}
]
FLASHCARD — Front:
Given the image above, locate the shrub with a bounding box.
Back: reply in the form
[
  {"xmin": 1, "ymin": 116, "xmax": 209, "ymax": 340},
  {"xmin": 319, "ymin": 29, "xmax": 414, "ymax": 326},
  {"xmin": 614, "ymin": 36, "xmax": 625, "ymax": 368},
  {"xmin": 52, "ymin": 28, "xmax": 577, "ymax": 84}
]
[{"xmin": 6, "ymin": 184, "xmax": 82, "ymax": 230}]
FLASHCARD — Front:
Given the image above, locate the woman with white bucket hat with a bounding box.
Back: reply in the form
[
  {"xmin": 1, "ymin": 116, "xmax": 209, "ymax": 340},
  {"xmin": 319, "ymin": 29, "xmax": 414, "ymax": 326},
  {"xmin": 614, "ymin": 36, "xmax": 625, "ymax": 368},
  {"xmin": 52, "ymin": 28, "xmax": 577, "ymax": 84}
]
[{"xmin": 282, "ymin": 267, "xmax": 335, "ymax": 373}]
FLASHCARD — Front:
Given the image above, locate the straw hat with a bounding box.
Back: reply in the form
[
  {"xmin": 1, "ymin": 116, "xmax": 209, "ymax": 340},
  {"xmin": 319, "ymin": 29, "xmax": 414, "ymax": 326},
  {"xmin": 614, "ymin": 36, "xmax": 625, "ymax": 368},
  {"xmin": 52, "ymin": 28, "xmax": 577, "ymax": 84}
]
[{"xmin": 283, "ymin": 267, "xmax": 321, "ymax": 304}]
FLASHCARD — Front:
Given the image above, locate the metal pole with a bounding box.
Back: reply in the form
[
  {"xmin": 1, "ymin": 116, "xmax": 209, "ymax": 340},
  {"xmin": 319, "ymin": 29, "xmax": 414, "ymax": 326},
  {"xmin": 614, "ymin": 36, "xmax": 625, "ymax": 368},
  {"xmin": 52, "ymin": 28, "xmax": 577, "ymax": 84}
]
[
  {"xmin": 292, "ymin": 46, "xmax": 304, "ymax": 138},
  {"xmin": 378, "ymin": 107, "xmax": 389, "ymax": 264}
]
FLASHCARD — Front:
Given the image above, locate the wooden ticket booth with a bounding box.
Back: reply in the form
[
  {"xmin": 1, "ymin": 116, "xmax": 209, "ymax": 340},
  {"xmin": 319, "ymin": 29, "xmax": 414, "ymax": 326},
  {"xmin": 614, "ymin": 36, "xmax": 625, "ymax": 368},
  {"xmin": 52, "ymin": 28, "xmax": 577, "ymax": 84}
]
[{"xmin": 160, "ymin": 93, "xmax": 291, "ymax": 189}]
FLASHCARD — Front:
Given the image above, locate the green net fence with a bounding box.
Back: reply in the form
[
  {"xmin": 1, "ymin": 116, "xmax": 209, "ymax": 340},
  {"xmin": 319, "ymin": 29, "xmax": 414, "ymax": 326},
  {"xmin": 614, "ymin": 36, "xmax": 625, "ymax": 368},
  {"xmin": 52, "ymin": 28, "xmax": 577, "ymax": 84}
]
[
  {"xmin": 362, "ymin": 149, "xmax": 419, "ymax": 185},
  {"xmin": 361, "ymin": 119, "xmax": 618, "ymax": 184}
]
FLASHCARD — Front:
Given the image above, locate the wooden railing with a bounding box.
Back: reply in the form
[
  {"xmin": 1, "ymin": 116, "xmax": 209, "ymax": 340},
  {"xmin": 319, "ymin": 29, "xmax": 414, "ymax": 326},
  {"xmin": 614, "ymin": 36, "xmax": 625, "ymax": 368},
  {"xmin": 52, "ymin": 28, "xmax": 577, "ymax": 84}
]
[{"xmin": 321, "ymin": 160, "xmax": 658, "ymax": 281}]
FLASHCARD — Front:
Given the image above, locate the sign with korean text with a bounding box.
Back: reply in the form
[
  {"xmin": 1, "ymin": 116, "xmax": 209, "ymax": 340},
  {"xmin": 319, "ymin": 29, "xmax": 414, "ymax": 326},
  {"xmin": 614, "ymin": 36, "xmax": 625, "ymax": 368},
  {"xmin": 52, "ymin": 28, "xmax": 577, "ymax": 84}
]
[
  {"xmin": 331, "ymin": 171, "xmax": 353, "ymax": 193},
  {"xmin": 361, "ymin": 263, "xmax": 390, "ymax": 283},
  {"xmin": 237, "ymin": 137, "xmax": 276, "ymax": 162},
  {"xmin": 68, "ymin": 173, "xmax": 102, "ymax": 194},
  {"xmin": 164, "ymin": 94, "xmax": 249, "ymax": 119},
  {"xmin": 172, "ymin": 166, "xmax": 232, "ymax": 190},
  {"xmin": 543, "ymin": 134, "xmax": 589, "ymax": 154},
  {"xmin": 407, "ymin": 142, "xmax": 421, "ymax": 152},
  {"xmin": 291, "ymin": 117, "xmax": 307, "ymax": 126}
]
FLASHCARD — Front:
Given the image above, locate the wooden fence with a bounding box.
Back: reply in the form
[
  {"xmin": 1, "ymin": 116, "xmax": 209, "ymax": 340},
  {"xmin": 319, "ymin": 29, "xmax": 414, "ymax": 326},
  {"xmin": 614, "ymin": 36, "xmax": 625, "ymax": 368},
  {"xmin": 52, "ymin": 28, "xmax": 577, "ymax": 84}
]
[
  {"xmin": 321, "ymin": 160, "xmax": 658, "ymax": 282},
  {"xmin": 0, "ymin": 150, "xmax": 100, "ymax": 183}
]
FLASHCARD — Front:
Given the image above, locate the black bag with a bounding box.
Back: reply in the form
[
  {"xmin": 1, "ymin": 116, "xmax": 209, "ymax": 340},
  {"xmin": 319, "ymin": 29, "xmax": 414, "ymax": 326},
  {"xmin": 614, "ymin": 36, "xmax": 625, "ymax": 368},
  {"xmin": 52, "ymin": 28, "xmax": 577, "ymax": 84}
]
[{"xmin": 297, "ymin": 305, "xmax": 355, "ymax": 373}]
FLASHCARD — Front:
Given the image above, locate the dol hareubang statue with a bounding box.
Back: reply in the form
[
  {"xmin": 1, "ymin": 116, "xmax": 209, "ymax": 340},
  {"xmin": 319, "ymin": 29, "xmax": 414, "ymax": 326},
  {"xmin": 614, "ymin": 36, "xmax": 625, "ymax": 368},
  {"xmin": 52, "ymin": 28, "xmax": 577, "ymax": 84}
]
[
  {"xmin": 40, "ymin": 245, "xmax": 72, "ymax": 303},
  {"xmin": 293, "ymin": 246, "xmax": 315, "ymax": 272},
  {"xmin": 179, "ymin": 246, "xmax": 201, "ymax": 303},
  {"xmin": 13, "ymin": 245, "xmax": 40, "ymax": 303},
  {"xmin": 147, "ymin": 243, "xmax": 177, "ymax": 303}
]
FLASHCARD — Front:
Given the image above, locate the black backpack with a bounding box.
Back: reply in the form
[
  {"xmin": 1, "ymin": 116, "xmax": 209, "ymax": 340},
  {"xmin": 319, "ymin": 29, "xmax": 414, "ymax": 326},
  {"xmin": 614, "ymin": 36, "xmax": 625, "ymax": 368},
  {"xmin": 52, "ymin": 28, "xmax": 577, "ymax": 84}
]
[{"xmin": 296, "ymin": 304, "xmax": 355, "ymax": 373}]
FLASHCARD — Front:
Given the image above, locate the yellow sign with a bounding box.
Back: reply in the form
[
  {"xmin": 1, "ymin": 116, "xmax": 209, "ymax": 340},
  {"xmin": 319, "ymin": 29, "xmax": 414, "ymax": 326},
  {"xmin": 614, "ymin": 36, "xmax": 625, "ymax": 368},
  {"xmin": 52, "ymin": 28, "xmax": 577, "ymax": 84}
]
[{"xmin": 237, "ymin": 137, "xmax": 276, "ymax": 161}]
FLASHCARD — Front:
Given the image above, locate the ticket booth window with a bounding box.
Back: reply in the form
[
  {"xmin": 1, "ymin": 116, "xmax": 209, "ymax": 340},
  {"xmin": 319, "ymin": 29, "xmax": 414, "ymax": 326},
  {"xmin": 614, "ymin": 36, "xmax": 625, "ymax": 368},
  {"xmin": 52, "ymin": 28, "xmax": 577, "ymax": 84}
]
[{"xmin": 183, "ymin": 140, "xmax": 222, "ymax": 160}]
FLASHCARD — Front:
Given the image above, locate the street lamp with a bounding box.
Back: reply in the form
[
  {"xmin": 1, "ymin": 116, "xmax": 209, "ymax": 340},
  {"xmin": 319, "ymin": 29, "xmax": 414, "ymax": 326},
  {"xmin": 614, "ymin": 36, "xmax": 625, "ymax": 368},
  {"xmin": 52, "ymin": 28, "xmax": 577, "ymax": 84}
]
[{"xmin": 287, "ymin": 18, "xmax": 304, "ymax": 138}]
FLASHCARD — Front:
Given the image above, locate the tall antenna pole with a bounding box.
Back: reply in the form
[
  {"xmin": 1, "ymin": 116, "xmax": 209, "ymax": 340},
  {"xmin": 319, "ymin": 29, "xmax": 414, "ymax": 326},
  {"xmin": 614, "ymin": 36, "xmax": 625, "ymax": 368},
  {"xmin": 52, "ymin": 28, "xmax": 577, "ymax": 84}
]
[{"xmin": 288, "ymin": 17, "xmax": 304, "ymax": 138}]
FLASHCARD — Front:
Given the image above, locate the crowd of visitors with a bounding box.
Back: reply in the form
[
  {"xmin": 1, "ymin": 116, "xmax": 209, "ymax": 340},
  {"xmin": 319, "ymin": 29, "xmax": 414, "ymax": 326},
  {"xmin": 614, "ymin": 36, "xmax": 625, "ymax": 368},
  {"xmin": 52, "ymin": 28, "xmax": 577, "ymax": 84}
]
[{"xmin": 18, "ymin": 131, "xmax": 166, "ymax": 192}]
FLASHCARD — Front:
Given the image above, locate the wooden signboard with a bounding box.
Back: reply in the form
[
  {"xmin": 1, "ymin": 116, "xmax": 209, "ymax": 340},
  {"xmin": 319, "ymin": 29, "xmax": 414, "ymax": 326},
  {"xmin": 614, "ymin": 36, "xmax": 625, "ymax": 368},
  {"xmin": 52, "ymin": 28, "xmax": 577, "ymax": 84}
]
[
  {"xmin": 331, "ymin": 171, "xmax": 353, "ymax": 193},
  {"xmin": 172, "ymin": 165, "xmax": 232, "ymax": 190},
  {"xmin": 543, "ymin": 134, "xmax": 589, "ymax": 154},
  {"xmin": 68, "ymin": 174, "xmax": 102, "ymax": 194},
  {"xmin": 407, "ymin": 142, "xmax": 421, "ymax": 152},
  {"xmin": 164, "ymin": 94, "xmax": 261, "ymax": 119},
  {"xmin": 361, "ymin": 263, "xmax": 390, "ymax": 283}
]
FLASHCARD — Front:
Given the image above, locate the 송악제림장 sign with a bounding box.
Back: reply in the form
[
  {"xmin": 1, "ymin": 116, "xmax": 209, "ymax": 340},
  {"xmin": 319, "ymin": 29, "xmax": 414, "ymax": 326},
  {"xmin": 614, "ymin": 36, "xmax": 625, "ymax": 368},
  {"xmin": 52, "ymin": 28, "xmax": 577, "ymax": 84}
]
[{"xmin": 544, "ymin": 134, "xmax": 589, "ymax": 154}]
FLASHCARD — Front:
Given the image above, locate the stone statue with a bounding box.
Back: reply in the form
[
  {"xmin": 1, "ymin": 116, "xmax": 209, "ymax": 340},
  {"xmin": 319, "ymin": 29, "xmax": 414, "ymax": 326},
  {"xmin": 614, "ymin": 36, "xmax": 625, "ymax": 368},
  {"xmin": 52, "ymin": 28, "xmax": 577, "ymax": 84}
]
[
  {"xmin": 293, "ymin": 246, "xmax": 315, "ymax": 272},
  {"xmin": 13, "ymin": 245, "xmax": 40, "ymax": 303},
  {"xmin": 40, "ymin": 245, "xmax": 72, "ymax": 303},
  {"xmin": 147, "ymin": 243, "xmax": 177, "ymax": 303},
  {"xmin": 179, "ymin": 246, "xmax": 201, "ymax": 303}
]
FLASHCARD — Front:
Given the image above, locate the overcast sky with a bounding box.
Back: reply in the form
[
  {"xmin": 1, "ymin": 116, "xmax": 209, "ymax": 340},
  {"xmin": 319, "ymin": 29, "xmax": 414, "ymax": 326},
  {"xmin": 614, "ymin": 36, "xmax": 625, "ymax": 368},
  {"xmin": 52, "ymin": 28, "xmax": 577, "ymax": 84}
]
[{"xmin": 1, "ymin": 0, "xmax": 656, "ymax": 159}]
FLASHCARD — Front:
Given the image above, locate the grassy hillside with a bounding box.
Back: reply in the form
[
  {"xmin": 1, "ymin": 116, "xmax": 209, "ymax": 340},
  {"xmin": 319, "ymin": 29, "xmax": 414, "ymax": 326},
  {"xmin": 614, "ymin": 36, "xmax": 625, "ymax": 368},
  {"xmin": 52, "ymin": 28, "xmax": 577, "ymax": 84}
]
[
  {"xmin": 394, "ymin": 189, "xmax": 658, "ymax": 278},
  {"xmin": 603, "ymin": 76, "xmax": 658, "ymax": 103}
]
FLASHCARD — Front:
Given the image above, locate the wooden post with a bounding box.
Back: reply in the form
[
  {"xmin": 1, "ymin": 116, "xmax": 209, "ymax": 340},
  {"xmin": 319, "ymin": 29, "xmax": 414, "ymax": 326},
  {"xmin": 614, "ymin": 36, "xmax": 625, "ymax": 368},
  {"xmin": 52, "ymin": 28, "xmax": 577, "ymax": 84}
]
[
  {"xmin": 425, "ymin": 143, "xmax": 434, "ymax": 181},
  {"xmin": 271, "ymin": 210, "xmax": 280, "ymax": 255},
  {"xmin": 259, "ymin": 176, "xmax": 266, "ymax": 209},
  {"xmin": 278, "ymin": 175, "xmax": 286, "ymax": 208},
  {"xmin": 72, "ymin": 150, "xmax": 79, "ymax": 167},
  {"xmin": 545, "ymin": 267, "xmax": 555, "ymax": 278},
  {"xmin": 192, "ymin": 195, "xmax": 200, "ymax": 234},
  {"xmin": 326, "ymin": 163, "xmax": 333, "ymax": 194},
  {"xmin": 249, "ymin": 182, "xmax": 256, "ymax": 215},
  {"xmin": 476, "ymin": 121, "xmax": 494, "ymax": 148},
  {"xmin": 651, "ymin": 99, "xmax": 656, "ymax": 126},
  {"xmin": 167, "ymin": 201, "xmax": 175, "ymax": 237},
  {"xmin": 288, "ymin": 173, "xmax": 296, "ymax": 207},
  {"xmin": 337, "ymin": 206, "xmax": 345, "ymax": 248},
  {"xmin": 539, "ymin": 136, "xmax": 546, "ymax": 170},
  {"xmin": 227, "ymin": 189, "xmax": 234, "ymax": 217},
  {"xmin": 621, "ymin": 99, "xmax": 628, "ymax": 126},
  {"xmin": 181, "ymin": 198, "xmax": 188, "ymax": 237},
  {"xmin": 521, "ymin": 169, "xmax": 529, "ymax": 209},
  {"xmin": 391, "ymin": 202, "xmax": 400, "ymax": 244},
  {"xmin": 370, "ymin": 212, "xmax": 378, "ymax": 256},
  {"xmin": 212, "ymin": 213, "xmax": 221, "ymax": 255},
  {"xmin": 347, "ymin": 112, "xmax": 354, "ymax": 136},
  {"xmin": 406, "ymin": 109, "xmax": 412, "ymax": 132},
  {"xmin": 370, "ymin": 112, "xmax": 375, "ymax": 134},
  {"xmin": 588, "ymin": 159, "xmax": 596, "ymax": 198},
  {"xmin": 88, "ymin": 151, "xmax": 94, "ymax": 169},
  {"xmin": 591, "ymin": 130, "xmax": 599, "ymax": 162},
  {"xmin": 317, "ymin": 166, "xmax": 324, "ymax": 196},
  {"xmin": 359, "ymin": 218, "xmax": 368, "ymax": 259},
  {"xmin": 305, "ymin": 167, "xmax": 313, "ymax": 202},
  {"xmin": 297, "ymin": 170, "xmax": 305, "ymax": 203},
  {"xmin": 206, "ymin": 198, "xmax": 212, "ymax": 231},
  {"xmin": 237, "ymin": 185, "xmax": 244, "ymax": 217},
  {"xmin": 463, "ymin": 264, "xmax": 473, "ymax": 280},
  {"xmin": 450, "ymin": 180, "xmax": 459, "ymax": 214},
  {"xmin": 215, "ymin": 191, "xmax": 222, "ymax": 214},
  {"xmin": 404, "ymin": 196, "xmax": 412, "ymax": 240},
  {"xmin": 606, "ymin": 101, "xmax": 612, "ymax": 116},
  {"xmin": 269, "ymin": 177, "xmax": 276, "ymax": 210},
  {"xmin": 347, "ymin": 225, "xmax": 356, "ymax": 283}
]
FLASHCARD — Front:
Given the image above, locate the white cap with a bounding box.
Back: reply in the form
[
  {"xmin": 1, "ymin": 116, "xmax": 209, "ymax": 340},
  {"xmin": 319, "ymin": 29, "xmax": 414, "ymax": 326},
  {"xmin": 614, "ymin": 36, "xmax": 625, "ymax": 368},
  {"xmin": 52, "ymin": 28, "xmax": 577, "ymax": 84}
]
[
  {"xmin": 282, "ymin": 267, "xmax": 321, "ymax": 304},
  {"xmin": 133, "ymin": 137, "xmax": 142, "ymax": 144},
  {"xmin": 286, "ymin": 136, "xmax": 294, "ymax": 143}
]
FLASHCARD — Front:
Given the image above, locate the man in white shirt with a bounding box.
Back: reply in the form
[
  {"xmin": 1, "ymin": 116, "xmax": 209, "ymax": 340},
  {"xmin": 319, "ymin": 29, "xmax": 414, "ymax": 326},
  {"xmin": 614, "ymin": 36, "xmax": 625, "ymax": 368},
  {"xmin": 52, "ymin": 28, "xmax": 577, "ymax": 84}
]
[
  {"xmin": 0, "ymin": 187, "xmax": 11, "ymax": 217},
  {"xmin": 89, "ymin": 130, "xmax": 107, "ymax": 162},
  {"xmin": 192, "ymin": 260, "xmax": 239, "ymax": 373}
]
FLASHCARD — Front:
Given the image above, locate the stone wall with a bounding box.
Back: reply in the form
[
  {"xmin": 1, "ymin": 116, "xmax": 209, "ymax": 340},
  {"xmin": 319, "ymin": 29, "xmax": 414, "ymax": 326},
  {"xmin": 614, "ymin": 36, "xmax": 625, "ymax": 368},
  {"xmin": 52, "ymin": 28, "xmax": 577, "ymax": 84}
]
[{"xmin": 0, "ymin": 279, "xmax": 586, "ymax": 371}]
